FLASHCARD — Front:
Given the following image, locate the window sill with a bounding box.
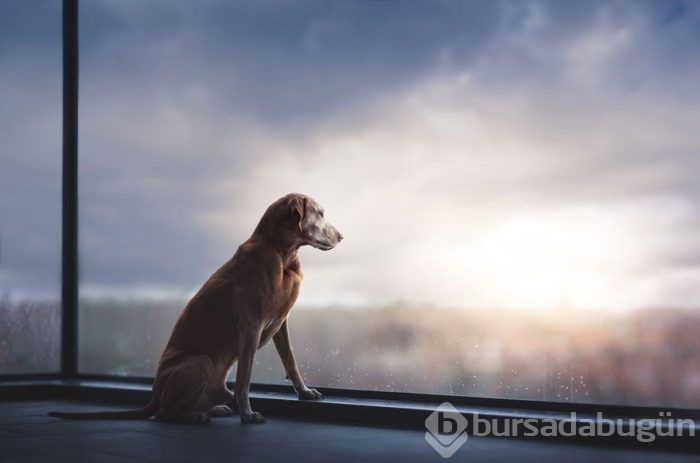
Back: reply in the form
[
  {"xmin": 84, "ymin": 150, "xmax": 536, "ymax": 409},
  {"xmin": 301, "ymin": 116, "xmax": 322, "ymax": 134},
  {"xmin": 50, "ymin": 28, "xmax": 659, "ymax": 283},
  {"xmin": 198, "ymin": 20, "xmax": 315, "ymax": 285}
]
[{"xmin": 0, "ymin": 378, "xmax": 697, "ymax": 454}]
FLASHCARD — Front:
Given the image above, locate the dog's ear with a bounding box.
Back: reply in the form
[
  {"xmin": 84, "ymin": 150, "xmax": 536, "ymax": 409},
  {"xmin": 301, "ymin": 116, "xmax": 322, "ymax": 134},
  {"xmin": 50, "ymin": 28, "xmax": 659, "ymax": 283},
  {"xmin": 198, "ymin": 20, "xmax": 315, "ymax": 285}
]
[{"xmin": 289, "ymin": 196, "xmax": 306, "ymax": 231}]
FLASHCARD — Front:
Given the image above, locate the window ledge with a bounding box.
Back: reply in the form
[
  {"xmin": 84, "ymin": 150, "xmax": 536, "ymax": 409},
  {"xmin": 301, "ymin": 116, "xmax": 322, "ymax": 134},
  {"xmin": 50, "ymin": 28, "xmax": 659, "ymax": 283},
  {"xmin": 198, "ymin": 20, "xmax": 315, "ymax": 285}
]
[{"xmin": 0, "ymin": 378, "xmax": 697, "ymax": 453}]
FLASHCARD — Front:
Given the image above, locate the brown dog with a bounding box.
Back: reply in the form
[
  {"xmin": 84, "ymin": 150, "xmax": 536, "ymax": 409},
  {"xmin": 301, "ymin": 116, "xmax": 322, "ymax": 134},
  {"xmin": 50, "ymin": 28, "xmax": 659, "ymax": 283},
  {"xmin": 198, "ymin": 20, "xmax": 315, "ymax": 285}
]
[{"xmin": 50, "ymin": 193, "xmax": 343, "ymax": 424}]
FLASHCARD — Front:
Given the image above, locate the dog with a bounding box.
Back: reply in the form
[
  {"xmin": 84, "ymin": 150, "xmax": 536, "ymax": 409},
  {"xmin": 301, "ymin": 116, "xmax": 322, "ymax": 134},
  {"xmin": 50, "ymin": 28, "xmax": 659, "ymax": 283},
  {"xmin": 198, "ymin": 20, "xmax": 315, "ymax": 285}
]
[{"xmin": 49, "ymin": 193, "xmax": 343, "ymax": 424}]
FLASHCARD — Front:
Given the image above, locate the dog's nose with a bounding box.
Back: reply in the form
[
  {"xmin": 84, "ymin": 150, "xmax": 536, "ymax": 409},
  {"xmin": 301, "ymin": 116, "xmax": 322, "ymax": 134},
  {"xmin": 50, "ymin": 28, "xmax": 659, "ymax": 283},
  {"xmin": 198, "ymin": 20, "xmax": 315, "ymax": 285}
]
[{"xmin": 337, "ymin": 232, "xmax": 344, "ymax": 242}]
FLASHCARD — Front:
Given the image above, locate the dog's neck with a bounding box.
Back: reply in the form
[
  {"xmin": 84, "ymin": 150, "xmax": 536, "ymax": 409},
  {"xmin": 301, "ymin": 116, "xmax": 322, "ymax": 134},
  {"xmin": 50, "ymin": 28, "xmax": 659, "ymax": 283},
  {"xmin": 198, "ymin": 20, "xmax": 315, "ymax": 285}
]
[
  {"xmin": 256, "ymin": 235, "xmax": 301, "ymax": 269},
  {"xmin": 251, "ymin": 215, "xmax": 302, "ymax": 269},
  {"xmin": 280, "ymin": 246, "xmax": 301, "ymax": 270}
]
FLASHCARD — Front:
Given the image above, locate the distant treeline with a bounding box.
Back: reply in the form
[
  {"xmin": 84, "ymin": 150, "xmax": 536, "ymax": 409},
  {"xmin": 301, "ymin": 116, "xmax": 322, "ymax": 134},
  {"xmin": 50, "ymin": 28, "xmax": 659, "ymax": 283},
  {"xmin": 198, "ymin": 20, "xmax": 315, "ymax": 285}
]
[{"xmin": 2, "ymin": 295, "xmax": 699, "ymax": 409}]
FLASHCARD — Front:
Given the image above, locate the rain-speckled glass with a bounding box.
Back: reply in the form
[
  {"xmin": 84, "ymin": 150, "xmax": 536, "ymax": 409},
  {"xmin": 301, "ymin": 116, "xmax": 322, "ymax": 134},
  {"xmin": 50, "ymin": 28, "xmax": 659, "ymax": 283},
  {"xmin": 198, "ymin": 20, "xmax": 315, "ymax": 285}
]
[{"xmin": 0, "ymin": 0, "xmax": 62, "ymax": 374}]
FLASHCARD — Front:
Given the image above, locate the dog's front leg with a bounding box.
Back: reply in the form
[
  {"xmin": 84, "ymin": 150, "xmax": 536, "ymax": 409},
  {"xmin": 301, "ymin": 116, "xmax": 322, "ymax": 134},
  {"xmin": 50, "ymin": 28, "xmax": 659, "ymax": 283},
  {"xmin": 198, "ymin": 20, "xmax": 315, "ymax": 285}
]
[
  {"xmin": 273, "ymin": 320, "xmax": 323, "ymax": 401},
  {"xmin": 236, "ymin": 325, "xmax": 265, "ymax": 424}
]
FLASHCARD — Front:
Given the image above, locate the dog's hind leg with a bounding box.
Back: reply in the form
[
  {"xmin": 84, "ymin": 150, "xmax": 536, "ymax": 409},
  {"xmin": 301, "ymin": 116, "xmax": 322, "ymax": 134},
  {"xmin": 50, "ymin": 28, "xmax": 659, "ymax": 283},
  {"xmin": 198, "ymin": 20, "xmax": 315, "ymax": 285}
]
[
  {"xmin": 154, "ymin": 355, "xmax": 214, "ymax": 424},
  {"xmin": 207, "ymin": 387, "xmax": 237, "ymax": 417},
  {"xmin": 199, "ymin": 368, "xmax": 237, "ymax": 417}
]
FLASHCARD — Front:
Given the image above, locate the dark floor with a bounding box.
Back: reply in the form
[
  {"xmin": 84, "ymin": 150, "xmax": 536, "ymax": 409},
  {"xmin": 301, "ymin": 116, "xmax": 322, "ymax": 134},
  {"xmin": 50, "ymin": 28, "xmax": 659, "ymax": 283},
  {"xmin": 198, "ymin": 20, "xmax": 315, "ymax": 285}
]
[{"xmin": 0, "ymin": 400, "xmax": 697, "ymax": 463}]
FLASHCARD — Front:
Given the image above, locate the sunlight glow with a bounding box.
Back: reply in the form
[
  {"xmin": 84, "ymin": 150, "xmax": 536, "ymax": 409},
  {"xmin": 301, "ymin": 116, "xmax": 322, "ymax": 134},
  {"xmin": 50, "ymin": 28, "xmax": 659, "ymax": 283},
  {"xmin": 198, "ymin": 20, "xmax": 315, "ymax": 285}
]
[{"xmin": 466, "ymin": 213, "xmax": 629, "ymax": 311}]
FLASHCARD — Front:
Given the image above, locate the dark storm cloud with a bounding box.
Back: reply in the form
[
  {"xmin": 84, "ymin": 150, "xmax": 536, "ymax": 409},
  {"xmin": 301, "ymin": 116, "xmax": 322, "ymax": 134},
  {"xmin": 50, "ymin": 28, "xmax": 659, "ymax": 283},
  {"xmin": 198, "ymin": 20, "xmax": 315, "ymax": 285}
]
[{"xmin": 77, "ymin": 0, "xmax": 503, "ymax": 128}]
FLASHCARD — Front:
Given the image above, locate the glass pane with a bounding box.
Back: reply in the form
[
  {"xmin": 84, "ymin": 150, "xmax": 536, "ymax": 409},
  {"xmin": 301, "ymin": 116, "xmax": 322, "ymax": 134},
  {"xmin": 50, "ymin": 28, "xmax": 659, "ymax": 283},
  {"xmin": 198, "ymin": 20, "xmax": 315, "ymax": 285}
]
[
  {"xmin": 0, "ymin": 0, "xmax": 62, "ymax": 374},
  {"xmin": 79, "ymin": 1, "xmax": 700, "ymax": 408}
]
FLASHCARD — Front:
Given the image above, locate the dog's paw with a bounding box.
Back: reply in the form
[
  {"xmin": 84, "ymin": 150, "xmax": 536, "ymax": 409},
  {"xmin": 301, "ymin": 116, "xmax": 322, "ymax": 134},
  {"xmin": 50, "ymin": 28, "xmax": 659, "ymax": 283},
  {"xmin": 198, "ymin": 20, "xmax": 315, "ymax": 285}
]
[
  {"xmin": 208, "ymin": 405, "xmax": 235, "ymax": 417},
  {"xmin": 240, "ymin": 411, "xmax": 266, "ymax": 424},
  {"xmin": 297, "ymin": 387, "xmax": 324, "ymax": 401}
]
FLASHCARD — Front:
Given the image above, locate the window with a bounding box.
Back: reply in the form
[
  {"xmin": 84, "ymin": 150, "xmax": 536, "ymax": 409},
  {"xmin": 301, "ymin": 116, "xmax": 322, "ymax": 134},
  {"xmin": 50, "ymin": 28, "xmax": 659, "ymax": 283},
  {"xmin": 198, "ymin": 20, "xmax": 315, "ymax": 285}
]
[
  {"xmin": 78, "ymin": 1, "xmax": 700, "ymax": 409},
  {"xmin": 0, "ymin": 0, "xmax": 62, "ymax": 374}
]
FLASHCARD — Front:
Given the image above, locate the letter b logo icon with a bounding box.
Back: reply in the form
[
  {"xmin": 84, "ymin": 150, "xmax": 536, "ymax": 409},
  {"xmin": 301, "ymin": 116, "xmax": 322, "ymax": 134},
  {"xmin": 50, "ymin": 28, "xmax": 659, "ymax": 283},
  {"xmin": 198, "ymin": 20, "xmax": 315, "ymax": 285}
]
[
  {"xmin": 438, "ymin": 412, "xmax": 458, "ymax": 435},
  {"xmin": 425, "ymin": 403, "xmax": 468, "ymax": 458}
]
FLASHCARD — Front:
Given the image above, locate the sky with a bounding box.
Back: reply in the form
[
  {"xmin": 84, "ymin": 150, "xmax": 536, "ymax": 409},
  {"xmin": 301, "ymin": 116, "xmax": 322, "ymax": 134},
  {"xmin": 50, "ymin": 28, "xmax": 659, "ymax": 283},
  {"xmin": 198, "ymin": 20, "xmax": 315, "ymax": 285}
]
[{"xmin": 2, "ymin": 0, "xmax": 700, "ymax": 311}]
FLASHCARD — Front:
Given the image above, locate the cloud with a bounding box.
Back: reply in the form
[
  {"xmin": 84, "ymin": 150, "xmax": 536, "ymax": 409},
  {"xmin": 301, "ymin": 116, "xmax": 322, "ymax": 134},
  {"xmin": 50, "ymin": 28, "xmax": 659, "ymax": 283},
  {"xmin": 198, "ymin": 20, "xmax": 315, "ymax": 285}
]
[
  {"xmin": 3, "ymin": 0, "xmax": 700, "ymax": 310},
  {"xmin": 0, "ymin": 0, "xmax": 62, "ymax": 299}
]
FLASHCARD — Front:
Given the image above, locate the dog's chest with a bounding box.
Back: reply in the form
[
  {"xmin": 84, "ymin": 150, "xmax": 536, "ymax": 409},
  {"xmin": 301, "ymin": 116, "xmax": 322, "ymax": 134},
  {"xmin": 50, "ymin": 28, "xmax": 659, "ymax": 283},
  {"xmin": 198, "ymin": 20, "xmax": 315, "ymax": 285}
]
[
  {"xmin": 278, "ymin": 266, "xmax": 302, "ymax": 311},
  {"xmin": 261, "ymin": 267, "xmax": 302, "ymax": 338},
  {"xmin": 264, "ymin": 263, "xmax": 301, "ymax": 312}
]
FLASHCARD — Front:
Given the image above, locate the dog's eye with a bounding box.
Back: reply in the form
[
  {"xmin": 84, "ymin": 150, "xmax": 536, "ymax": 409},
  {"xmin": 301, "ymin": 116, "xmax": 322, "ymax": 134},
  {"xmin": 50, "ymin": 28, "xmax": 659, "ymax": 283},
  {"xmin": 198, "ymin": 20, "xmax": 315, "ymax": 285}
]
[{"xmin": 319, "ymin": 210, "xmax": 324, "ymax": 217}]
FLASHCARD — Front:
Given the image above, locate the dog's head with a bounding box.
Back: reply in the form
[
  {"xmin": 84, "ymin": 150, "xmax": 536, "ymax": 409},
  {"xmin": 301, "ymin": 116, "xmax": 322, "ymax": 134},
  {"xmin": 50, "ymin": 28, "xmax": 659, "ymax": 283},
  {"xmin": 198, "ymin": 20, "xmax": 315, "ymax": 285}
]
[{"xmin": 285, "ymin": 193, "xmax": 343, "ymax": 251}]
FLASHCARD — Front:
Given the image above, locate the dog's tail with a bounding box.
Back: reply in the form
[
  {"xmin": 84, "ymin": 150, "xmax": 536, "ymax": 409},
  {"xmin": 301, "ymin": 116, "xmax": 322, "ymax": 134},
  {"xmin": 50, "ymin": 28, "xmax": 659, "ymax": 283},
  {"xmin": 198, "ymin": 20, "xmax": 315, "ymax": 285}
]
[{"xmin": 48, "ymin": 397, "xmax": 159, "ymax": 420}]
